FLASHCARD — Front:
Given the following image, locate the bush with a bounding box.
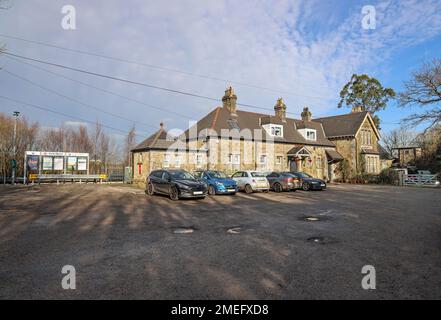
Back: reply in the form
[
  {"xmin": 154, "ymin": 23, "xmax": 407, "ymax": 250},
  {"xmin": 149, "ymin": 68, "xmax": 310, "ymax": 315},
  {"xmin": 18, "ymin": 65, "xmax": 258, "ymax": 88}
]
[{"xmin": 378, "ymin": 168, "xmax": 399, "ymax": 185}]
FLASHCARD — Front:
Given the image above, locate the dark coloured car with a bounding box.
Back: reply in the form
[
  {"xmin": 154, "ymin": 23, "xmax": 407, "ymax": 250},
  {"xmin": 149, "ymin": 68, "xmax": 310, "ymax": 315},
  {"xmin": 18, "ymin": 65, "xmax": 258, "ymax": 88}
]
[
  {"xmin": 193, "ymin": 170, "xmax": 238, "ymax": 195},
  {"xmin": 146, "ymin": 169, "xmax": 207, "ymax": 200},
  {"xmin": 266, "ymin": 172, "xmax": 297, "ymax": 192},
  {"xmin": 290, "ymin": 172, "xmax": 326, "ymax": 191}
]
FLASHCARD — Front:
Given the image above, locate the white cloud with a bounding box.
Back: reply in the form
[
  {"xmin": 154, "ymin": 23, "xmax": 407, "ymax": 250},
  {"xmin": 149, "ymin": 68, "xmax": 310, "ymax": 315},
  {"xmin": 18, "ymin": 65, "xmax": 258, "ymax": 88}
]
[{"xmin": 1, "ymin": 0, "xmax": 440, "ymax": 139}]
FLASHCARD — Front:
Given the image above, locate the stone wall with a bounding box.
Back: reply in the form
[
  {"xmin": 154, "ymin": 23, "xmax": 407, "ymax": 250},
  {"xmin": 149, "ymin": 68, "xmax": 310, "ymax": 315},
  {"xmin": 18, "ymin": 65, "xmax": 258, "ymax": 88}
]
[{"xmin": 132, "ymin": 138, "xmax": 332, "ymax": 186}]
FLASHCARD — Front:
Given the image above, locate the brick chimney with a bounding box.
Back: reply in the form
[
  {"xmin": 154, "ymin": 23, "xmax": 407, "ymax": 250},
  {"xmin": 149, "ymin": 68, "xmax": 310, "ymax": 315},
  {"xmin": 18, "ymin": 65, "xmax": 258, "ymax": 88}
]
[
  {"xmin": 222, "ymin": 86, "xmax": 237, "ymax": 116},
  {"xmin": 274, "ymin": 98, "xmax": 287, "ymax": 122},
  {"xmin": 301, "ymin": 107, "xmax": 312, "ymax": 121}
]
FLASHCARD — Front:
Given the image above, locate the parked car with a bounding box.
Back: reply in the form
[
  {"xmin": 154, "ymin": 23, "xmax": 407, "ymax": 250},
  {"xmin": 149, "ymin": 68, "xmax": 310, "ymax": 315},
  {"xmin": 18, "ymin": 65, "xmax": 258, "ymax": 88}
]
[
  {"xmin": 231, "ymin": 170, "xmax": 270, "ymax": 193},
  {"xmin": 193, "ymin": 170, "xmax": 238, "ymax": 195},
  {"xmin": 266, "ymin": 172, "xmax": 298, "ymax": 192},
  {"xmin": 290, "ymin": 172, "xmax": 326, "ymax": 191},
  {"xmin": 146, "ymin": 169, "xmax": 207, "ymax": 200}
]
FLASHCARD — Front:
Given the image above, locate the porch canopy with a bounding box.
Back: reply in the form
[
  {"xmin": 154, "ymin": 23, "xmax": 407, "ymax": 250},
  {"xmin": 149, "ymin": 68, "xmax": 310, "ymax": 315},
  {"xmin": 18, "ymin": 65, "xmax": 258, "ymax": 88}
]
[
  {"xmin": 325, "ymin": 149, "xmax": 344, "ymax": 163},
  {"xmin": 287, "ymin": 146, "xmax": 311, "ymax": 158}
]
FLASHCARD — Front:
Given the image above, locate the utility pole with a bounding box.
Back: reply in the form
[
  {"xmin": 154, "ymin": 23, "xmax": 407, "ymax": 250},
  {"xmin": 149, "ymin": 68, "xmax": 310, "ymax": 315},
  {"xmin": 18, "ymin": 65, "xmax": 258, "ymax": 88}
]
[{"xmin": 11, "ymin": 111, "xmax": 20, "ymax": 185}]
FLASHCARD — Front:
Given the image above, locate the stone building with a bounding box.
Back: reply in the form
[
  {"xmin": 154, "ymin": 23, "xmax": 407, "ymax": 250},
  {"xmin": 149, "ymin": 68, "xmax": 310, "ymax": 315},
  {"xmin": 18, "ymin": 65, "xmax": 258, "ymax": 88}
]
[
  {"xmin": 131, "ymin": 87, "xmax": 344, "ymax": 186},
  {"xmin": 315, "ymin": 107, "xmax": 382, "ymax": 176},
  {"xmin": 393, "ymin": 146, "xmax": 422, "ymax": 167}
]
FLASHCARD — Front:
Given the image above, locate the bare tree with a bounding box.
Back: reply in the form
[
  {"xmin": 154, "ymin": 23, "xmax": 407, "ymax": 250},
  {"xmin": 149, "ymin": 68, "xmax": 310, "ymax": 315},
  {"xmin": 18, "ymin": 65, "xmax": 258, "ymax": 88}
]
[
  {"xmin": 399, "ymin": 59, "xmax": 441, "ymax": 131},
  {"xmin": 382, "ymin": 127, "xmax": 418, "ymax": 157},
  {"xmin": 124, "ymin": 125, "xmax": 136, "ymax": 167}
]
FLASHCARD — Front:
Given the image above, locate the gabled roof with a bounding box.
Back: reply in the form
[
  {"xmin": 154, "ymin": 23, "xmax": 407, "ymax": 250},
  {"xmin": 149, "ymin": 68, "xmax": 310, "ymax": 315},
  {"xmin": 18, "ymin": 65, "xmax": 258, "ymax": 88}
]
[
  {"xmin": 184, "ymin": 107, "xmax": 335, "ymax": 147},
  {"xmin": 325, "ymin": 149, "xmax": 344, "ymax": 161},
  {"xmin": 131, "ymin": 126, "xmax": 176, "ymax": 151},
  {"xmin": 378, "ymin": 144, "xmax": 394, "ymax": 160},
  {"xmin": 315, "ymin": 111, "xmax": 379, "ymax": 138},
  {"xmin": 287, "ymin": 146, "xmax": 311, "ymax": 156}
]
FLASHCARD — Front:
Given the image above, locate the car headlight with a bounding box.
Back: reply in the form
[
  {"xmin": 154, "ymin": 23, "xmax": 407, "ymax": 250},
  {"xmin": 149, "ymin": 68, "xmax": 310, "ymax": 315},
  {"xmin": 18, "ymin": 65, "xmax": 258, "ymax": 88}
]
[
  {"xmin": 177, "ymin": 183, "xmax": 190, "ymax": 190},
  {"xmin": 215, "ymin": 181, "xmax": 224, "ymax": 187}
]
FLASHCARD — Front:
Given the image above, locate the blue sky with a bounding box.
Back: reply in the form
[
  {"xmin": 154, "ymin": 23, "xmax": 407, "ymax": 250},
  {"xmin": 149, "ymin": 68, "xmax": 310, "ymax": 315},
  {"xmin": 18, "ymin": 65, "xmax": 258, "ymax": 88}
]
[{"xmin": 0, "ymin": 0, "xmax": 440, "ymax": 144}]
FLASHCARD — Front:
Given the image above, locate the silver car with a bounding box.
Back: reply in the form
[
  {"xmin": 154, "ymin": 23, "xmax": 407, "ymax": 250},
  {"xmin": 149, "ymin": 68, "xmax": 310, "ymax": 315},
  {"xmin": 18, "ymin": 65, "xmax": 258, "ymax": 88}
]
[{"xmin": 231, "ymin": 170, "xmax": 270, "ymax": 193}]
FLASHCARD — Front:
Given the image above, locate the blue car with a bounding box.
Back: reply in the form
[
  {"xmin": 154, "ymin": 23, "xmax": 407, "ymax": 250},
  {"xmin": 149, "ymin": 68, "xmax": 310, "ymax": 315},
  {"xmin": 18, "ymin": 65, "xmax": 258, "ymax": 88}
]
[{"xmin": 193, "ymin": 170, "xmax": 238, "ymax": 195}]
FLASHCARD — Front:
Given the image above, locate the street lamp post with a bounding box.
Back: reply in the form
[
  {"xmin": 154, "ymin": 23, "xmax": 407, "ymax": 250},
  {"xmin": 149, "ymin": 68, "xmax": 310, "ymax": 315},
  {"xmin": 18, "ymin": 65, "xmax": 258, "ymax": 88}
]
[{"xmin": 11, "ymin": 111, "xmax": 20, "ymax": 185}]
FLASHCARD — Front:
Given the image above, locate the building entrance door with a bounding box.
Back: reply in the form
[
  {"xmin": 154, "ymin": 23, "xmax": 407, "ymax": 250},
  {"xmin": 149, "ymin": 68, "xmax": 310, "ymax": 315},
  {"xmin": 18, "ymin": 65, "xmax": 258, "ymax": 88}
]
[{"xmin": 289, "ymin": 159, "xmax": 297, "ymax": 172}]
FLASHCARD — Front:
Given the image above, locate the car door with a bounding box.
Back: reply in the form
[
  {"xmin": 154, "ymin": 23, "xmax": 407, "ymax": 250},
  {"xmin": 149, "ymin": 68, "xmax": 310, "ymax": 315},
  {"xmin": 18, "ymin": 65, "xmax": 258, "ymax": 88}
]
[
  {"xmin": 149, "ymin": 170, "xmax": 162, "ymax": 192},
  {"xmin": 202, "ymin": 172, "xmax": 211, "ymax": 186},
  {"xmin": 232, "ymin": 171, "xmax": 244, "ymax": 189},
  {"xmin": 265, "ymin": 172, "xmax": 276, "ymax": 187},
  {"xmin": 158, "ymin": 171, "xmax": 171, "ymax": 194}
]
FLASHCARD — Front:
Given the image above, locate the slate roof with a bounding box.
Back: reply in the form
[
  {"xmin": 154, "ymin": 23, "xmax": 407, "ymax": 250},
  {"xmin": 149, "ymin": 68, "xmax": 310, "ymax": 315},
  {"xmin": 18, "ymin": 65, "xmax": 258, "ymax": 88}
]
[
  {"xmin": 315, "ymin": 111, "xmax": 370, "ymax": 138},
  {"xmin": 184, "ymin": 107, "xmax": 335, "ymax": 147},
  {"xmin": 131, "ymin": 127, "xmax": 177, "ymax": 152},
  {"xmin": 378, "ymin": 144, "xmax": 394, "ymax": 160},
  {"xmin": 361, "ymin": 147, "xmax": 380, "ymax": 155},
  {"xmin": 325, "ymin": 149, "xmax": 344, "ymax": 161}
]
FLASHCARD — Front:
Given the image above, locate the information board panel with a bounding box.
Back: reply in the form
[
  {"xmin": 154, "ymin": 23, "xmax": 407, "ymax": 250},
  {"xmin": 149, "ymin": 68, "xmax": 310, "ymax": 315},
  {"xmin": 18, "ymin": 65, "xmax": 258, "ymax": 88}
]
[
  {"xmin": 67, "ymin": 157, "xmax": 77, "ymax": 171},
  {"xmin": 42, "ymin": 157, "xmax": 53, "ymax": 170},
  {"xmin": 77, "ymin": 157, "xmax": 87, "ymax": 171},
  {"xmin": 54, "ymin": 157, "xmax": 64, "ymax": 170}
]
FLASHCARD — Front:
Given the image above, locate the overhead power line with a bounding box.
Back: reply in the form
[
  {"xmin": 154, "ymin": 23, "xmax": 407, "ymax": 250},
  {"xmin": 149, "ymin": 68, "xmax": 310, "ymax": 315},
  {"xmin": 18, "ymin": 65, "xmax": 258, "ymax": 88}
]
[
  {"xmin": 1, "ymin": 54, "xmax": 193, "ymax": 120},
  {"xmin": 3, "ymin": 51, "xmax": 311, "ymax": 116},
  {"xmin": 0, "ymin": 95, "xmax": 149, "ymax": 139},
  {"xmin": 1, "ymin": 68, "xmax": 159, "ymax": 130},
  {"xmin": 0, "ymin": 33, "xmax": 333, "ymax": 98}
]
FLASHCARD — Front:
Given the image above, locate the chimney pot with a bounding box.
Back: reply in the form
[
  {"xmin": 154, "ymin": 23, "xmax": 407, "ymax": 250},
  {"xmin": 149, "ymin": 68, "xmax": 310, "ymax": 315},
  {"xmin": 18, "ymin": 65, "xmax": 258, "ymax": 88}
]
[
  {"xmin": 301, "ymin": 107, "xmax": 312, "ymax": 121},
  {"xmin": 222, "ymin": 86, "xmax": 237, "ymax": 116},
  {"xmin": 274, "ymin": 97, "xmax": 287, "ymax": 122}
]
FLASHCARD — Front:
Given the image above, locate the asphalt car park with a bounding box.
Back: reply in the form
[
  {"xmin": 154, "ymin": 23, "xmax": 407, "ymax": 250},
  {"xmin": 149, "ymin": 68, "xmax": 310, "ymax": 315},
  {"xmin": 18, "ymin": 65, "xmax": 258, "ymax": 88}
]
[{"xmin": 0, "ymin": 183, "xmax": 440, "ymax": 299}]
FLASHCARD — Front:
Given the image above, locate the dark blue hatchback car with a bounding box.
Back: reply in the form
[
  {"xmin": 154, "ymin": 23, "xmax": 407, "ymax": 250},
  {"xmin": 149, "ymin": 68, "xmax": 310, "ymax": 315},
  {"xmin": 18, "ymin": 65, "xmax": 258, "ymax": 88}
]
[{"xmin": 193, "ymin": 170, "xmax": 238, "ymax": 195}]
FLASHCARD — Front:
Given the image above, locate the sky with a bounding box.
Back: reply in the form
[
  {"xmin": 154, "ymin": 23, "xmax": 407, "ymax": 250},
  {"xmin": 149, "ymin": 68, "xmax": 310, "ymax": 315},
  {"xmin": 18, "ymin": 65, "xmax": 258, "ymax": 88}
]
[{"xmin": 0, "ymin": 0, "xmax": 441, "ymax": 145}]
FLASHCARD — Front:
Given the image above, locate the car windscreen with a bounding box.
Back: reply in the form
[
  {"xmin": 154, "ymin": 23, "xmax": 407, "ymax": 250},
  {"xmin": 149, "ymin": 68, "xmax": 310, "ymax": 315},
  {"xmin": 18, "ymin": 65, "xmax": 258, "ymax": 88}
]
[
  {"xmin": 170, "ymin": 171, "xmax": 196, "ymax": 180},
  {"xmin": 193, "ymin": 171, "xmax": 202, "ymax": 178},
  {"xmin": 297, "ymin": 172, "xmax": 312, "ymax": 178},
  {"xmin": 251, "ymin": 172, "xmax": 266, "ymax": 177},
  {"xmin": 208, "ymin": 171, "xmax": 228, "ymax": 179}
]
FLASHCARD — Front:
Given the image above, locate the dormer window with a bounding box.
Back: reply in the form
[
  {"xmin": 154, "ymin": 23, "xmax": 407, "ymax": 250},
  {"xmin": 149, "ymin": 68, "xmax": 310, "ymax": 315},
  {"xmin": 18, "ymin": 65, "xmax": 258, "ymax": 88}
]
[
  {"xmin": 263, "ymin": 124, "xmax": 283, "ymax": 137},
  {"xmin": 306, "ymin": 130, "xmax": 316, "ymax": 140},
  {"xmin": 298, "ymin": 128, "xmax": 317, "ymax": 141},
  {"xmin": 271, "ymin": 125, "xmax": 283, "ymax": 137}
]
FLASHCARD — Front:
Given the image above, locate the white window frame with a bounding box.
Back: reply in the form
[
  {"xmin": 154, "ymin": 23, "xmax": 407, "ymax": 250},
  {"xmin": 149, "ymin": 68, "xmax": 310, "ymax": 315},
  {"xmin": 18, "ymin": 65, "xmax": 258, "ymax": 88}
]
[
  {"xmin": 163, "ymin": 154, "xmax": 171, "ymax": 168},
  {"xmin": 270, "ymin": 125, "xmax": 283, "ymax": 137},
  {"xmin": 259, "ymin": 154, "xmax": 267, "ymax": 165},
  {"xmin": 174, "ymin": 154, "xmax": 182, "ymax": 167},
  {"xmin": 196, "ymin": 154, "xmax": 203, "ymax": 167},
  {"xmin": 276, "ymin": 155, "xmax": 283, "ymax": 165},
  {"xmin": 316, "ymin": 156, "xmax": 322, "ymax": 169},
  {"xmin": 228, "ymin": 153, "xmax": 240, "ymax": 165},
  {"xmin": 306, "ymin": 129, "xmax": 316, "ymax": 141}
]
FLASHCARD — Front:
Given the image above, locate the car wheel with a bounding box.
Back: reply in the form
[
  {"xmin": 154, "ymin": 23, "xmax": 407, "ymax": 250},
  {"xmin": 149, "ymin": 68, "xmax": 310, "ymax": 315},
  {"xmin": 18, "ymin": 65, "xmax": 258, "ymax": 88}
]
[
  {"xmin": 169, "ymin": 186, "xmax": 179, "ymax": 201},
  {"xmin": 302, "ymin": 182, "xmax": 310, "ymax": 191},
  {"xmin": 273, "ymin": 183, "xmax": 283, "ymax": 193},
  {"xmin": 146, "ymin": 183, "xmax": 154, "ymax": 195},
  {"xmin": 208, "ymin": 185, "xmax": 216, "ymax": 195},
  {"xmin": 244, "ymin": 184, "xmax": 253, "ymax": 194}
]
